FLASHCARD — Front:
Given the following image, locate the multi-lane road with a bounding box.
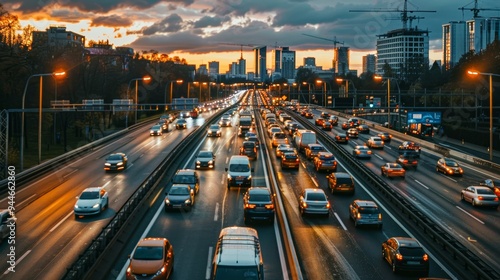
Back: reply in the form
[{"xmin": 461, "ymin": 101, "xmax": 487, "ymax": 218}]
[{"xmin": 1, "ymin": 89, "xmax": 499, "ymax": 280}]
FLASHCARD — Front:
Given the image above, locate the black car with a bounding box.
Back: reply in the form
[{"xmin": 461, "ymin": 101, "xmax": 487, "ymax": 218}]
[
  {"xmin": 382, "ymin": 237, "xmax": 430, "ymax": 275},
  {"xmin": 396, "ymin": 152, "xmax": 419, "ymax": 169},
  {"xmin": 175, "ymin": 119, "xmax": 187, "ymax": 129},
  {"xmin": 195, "ymin": 150, "xmax": 215, "ymax": 169},
  {"xmin": 243, "ymin": 187, "xmax": 275, "ymax": 224},
  {"xmin": 104, "ymin": 153, "xmax": 128, "ymax": 172},
  {"xmin": 239, "ymin": 141, "xmax": 257, "ymax": 160}
]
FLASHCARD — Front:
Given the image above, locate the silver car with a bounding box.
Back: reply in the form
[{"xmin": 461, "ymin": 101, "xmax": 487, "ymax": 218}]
[
  {"xmin": 367, "ymin": 136, "xmax": 384, "ymax": 149},
  {"xmin": 349, "ymin": 200, "xmax": 382, "ymax": 228},
  {"xmin": 74, "ymin": 187, "xmax": 108, "ymax": 218},
  {"xmin": 461, "ymin": 186, "xmax": 499, "ymax": 208},
  {"xmin": 298, "ymin": 188, "xmax": 331, "ymax": 217}
]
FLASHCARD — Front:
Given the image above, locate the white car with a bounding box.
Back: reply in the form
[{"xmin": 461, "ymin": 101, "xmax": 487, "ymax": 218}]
[
  {"xmin": 74, "ymin": 187, "xmax": 109, "ymax": 218},
  {"xmin": 366, "ymin": 137, "xmax": 384, "ymax": 149}
]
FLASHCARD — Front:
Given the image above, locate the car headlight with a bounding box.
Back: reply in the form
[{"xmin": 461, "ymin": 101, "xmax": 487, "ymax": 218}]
[
  {"xmin": 165, "ymin": 198, "xmax": 170, "ymax": 204},
  {"xmin": 104, "ymin": 163, "xmax": 111, "ymax": 166},
  {"xmin": 196, "ymin": 161, "xmax": 201, "ymax": 164},
  {"xmin": 150, "ymin": 130, "xmax": 154, "ymax": 133},
  {"xmin": 247, "ymin": 175, "xmax": 252, "ymax": 180},
  {"xmin": 185, "ymin": 199, "xmax": 192, "ymax": 204},
  {"xmin": 74, "ymin": 204, "xmax": 79, "ymax": 209},
  {"xmin": 227, "ymin": 174, "xmax": 233, "ymax": 180},
  {"xmin": 117, "ymin": 162, "xmax": 123, "ymax": 166},
  {"xmin": 153, "ymin": 266, "xmax": 166, "ymax": 278},
  {"xmin": 208, "ymin": 160, "xmax": 213, "ymax": 164},
  {"xmin": 92, "ymin": 203, "xmax": 100, "ymax": 209}
]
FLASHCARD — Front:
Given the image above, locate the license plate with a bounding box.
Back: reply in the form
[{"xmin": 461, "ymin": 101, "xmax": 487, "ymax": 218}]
[{"xmin": 407, "ymin": 261, "xmax": 420, "ymax": 265}]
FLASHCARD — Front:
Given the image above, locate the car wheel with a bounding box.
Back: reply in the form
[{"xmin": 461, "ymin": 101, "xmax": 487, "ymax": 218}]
[
  {"xmin": 299, "ymin": 206, "xmax": 305, "ymax": 216},
  {"xmin": 392, "ymin": 261, "xmax": 398, "ymax": 273},
  {"xmin": 461, "ymin": 194, "xmax": 465, "ymax": 201},
  {"xmin": 472, "ymin": 200, "xmax": 477, "ymax": 207},
  {"xmin": 436, "ymin": 167, "xmax": 440, "ymax": 173}
]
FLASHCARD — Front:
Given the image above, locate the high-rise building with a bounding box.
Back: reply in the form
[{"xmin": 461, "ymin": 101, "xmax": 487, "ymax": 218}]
[
  {"xmin": 272, "ymin": 48, "xmax": 281, "ymax": 73},
  {"xmin": 303, "ymin": 57, "xmax": 316, "ymax": 67},
  {"xmin": 376, "ymin": 28, "xmax": 429, "ymax": 81},
  {"xmin": 32, "ymin": 26, "xmax": 85, "ymax": 49},
  {"xmin": 362, "ymin": 54, "xmax": 376, "ymax": 74},
  {"xmin": 254, "ymin": 46, "xmax": 267, "ymax": 81},
  {"xmin": 334, "ymin": 47, "xmax": 350, "ymax": 76},
  {"xmin": 280, "ymin": 47, "xmax": 296, "ymax": 80},
  {"xmin": 197, "ymin": 64, "xmax": 208, "ymax": 75},
  {"xmin": 442, "ymin": 17, "xmax": 500, "ymax": 71},
  {"xmin": 208, "ymin": 61, "xmax": 219, "ymax": 79}
]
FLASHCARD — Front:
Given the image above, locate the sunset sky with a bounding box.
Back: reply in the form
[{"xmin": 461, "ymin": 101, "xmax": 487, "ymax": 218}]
[{"xmin": 5, "ymin": 0, "xmax": 500, "ymax": 73}]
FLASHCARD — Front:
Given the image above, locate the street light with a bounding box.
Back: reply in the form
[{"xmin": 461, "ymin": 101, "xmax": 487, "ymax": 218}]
[
  {"xmin": 164, "ymin": 80, "xmax": 183, "ymax": 111},
  {"xmin": 21, "ymin": 71, "xmax": 65, "ymax": 170},
  {"xmin": 316, "ymin": 80, "xmax": 328, "ymax": 107},
  {"xmin": 374, "ymin": 76, "xmax": 399, "ymax": 129},
  {"xmin": 127, "ymin": 76, "xmax": 151, "ymax": 126},
  {"xmin": 467, "ymin": 70, "xmax": 499, "ymax": 161}
]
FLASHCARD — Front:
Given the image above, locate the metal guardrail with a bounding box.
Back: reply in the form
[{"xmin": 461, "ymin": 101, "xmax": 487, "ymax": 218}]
[
  {"xmin": 62, "ymin": 106, "xmax": 234, "ymax": 279},
  {"xmin": 286, "ymin": 108, "xmax": 500, "ymax": 280}
]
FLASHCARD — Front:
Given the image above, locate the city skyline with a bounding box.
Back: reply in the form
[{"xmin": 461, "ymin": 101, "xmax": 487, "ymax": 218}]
[{"xmin": 4, "ymin": 0, "xmax": 500, "ymax": 74}]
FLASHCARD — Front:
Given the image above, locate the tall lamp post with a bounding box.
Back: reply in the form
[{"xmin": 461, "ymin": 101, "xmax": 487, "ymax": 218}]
[
  {"xmin": 468, "ymin": 70, "xmax": 499, "ymax": 161},
  {"xmin": 127, "ymin": 76, "xmax": 151, "ymax": 126},
  {"xmin": 374, "ymin": 76, "xmax": 399, "ymax": 128},
  {"xmin": 316, "ymin": 80, "xmax": 327, "ymax": 107},
  {"xmin": 164, "ymin": 80, "xmax": 183, "ymax": 111},
  {"xmin": 21, "ymin": 71, "xmax": 65, "ymax": 170}
]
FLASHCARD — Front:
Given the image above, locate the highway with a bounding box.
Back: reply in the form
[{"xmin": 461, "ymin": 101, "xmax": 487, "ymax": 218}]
[{"xmin": 1, "ymin": 89, "xmax": 498, "ymax": 280}]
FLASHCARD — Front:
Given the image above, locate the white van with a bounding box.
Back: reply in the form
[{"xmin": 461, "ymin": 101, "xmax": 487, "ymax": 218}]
[
  {"xmin": 210, "ymin": 226, "xmax": 264, "ymax": 280},
  {"xmin": 225, "ymin": 156, "xmax": 253, "ymax": 188},
  {"xmin": 293, "ymin": 129, "xmax": 317, "ymax": 152}
]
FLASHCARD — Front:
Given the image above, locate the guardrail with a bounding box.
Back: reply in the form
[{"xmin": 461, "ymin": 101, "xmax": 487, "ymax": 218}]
[
  {"xmin": 62, "ymin": 106, "xmax": 235, "ymax": 279},
  {"xmin": 286, "ymin": 108, "xmax": 500, "ymax": 280}
]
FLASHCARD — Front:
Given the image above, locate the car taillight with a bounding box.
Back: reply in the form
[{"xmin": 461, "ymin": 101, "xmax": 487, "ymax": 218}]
[
  {"xmin": 477, "ymin": 196, "xmax": 484, "ymax": 201},
  {"xmin": 423, "ymin": 253, "xmax": 429, "ymax": 261},
  {"xmin": 326, "ymin": 202, "xmax": 331, "ymax": 209},
  {"xmin": 494, "ymin": 197, "xmax": 499, "ymax": 201},
  {"xmin": 245, "ymin": 203, "xmax": 256, "ymax": 209},
  {"xmin": 265, "ymin": 204, "xmax": 275, "ymax": 210},
  {"xmin": 356, "ymin": 151, "xmax": 360, "ymax": 154},
  {"xmin": 396, "ymin": 253, "xmax": 403, "ymax": 261},
  {"xmin": 346, "ymin": 136, "xmax": 349, "ymax": 140},
  {"xmin": 356, "ymin": 213, "xmax": 361, "ymax": 219},
  {"xmin": 378, "ymin": 213, "xmax": 382, "ymax": 220},
  {"xmin": 403, "ymin": 160, "xmax": 408, "ymax": 163}
]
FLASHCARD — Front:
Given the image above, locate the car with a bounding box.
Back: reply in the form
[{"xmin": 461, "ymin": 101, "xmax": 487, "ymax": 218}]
[
  {"xmin": 320, "ymin": 111, "xmax": 331, "ymax": 119},
  {"xmin": 347, "ymin": 128, "xmax": 359, "ymax": 138},
  {"xmin": 240, "ymin": 141, "xmax": 258, "ymax": 160},
  {"xmin": 179, "ymin": 111, "xmax": 190, "ymax": 118},
  {"xmin": 335, "ymin": 133, "xmax": 349, "ymax": 143},
  {"xmin": 0, "ymin": 210, "xmax": 16, "ymax": 242},
  {"xmin": 287, "ymin": 123, "xmax": 304, "ymax": 135},
  {"xmin": 480, "ymin": 179, "xmax": 500, "ymax": 197},
  {"xmin": 74, "ymin": 187, "xmax": 108, "ymax": 218},
  {"xmin": 164, "ymin": 184, "xmax": 195, "ymax": 211},
  {"xmin": 104, "ymin": 152, "xmax": 128, "ymax": 171},
  {"xmin": 298, "ymin": 188, "xmax": 331, "ymax": 217},
  {"xmin": 246, "ymin": 135, "xmax": 260, "ymax": 148},
  {"xmin": 157, "ymin": 120, "xmax": 169, "ymax": 132},
  {"xmin": 271, "ymin": 132, "xmax": 288, "ymax": 147},
  {"xmin": 357, "ymin": 124, "xmax": 370, "ymax": 133},
  {"xmin": 378, "ymin": 132, "xmax": 393, "ymax": 142},
  {"xmin": 207, "ymin": 124, "xmax": 221, "ymax": 137},
  {"xmin": 322, "ymin": 121, "xmax": 333, "ymax": 131},
  {"xmin": 243, "ymin": 187, "xmax": 275, "ymax": 224},
  {"xmin": 244, "ymin": 131, "xmax": 257, "ymax": 140},
  {"xmin": 195, "ymin": 150, "xmax": 215, "ymax": 169},
  {"xmin": 313, "ymin": 152, "xmax": 337, "ymax": 172},
  {"xmin": 171, "ymin": 169, "xmax": 200, "ymax": 194},
  {"xmin": 315, "ymin": 118, "xmax": 325, "ymax": 126},
  {"xmin": 353, "ymin": 145, "xmax": 372, "ymax": 158},
  {"xmin": 327, "ymin": 172, "xmax": 355, "ymax": 194},
  {"xmin": 304, "ymin": 143, "xmax": 326, "ymax": 160},
  {"xmin": 436, "ymin": 157, "xmax": 463, "ymax": 176},
  {"xmin": 304, "ymin": 111, "xmax": 314, "ymax": 119},
  {"xmin": 126, "ymin": 237, "xmax": 174, "ymax": 280},
  {"xmin": 461, "ymin": 186, "xmax": 499, "ymax": 208},
  {"xmin": 381, "ymin": 163, "xmax": 406, "ymax": 178},
  {"xmin": 328, "ymin": 115, "xmax": 339, "ymax": 126},
  {"xmin": 349, "ymin": 200, "xmax": 382, "ymax": 228},
  {"xmin": 281, "ymin": 152, "xmax": 300, "ymax": 169},
  {"xmin": 150, "ymin": 125, "xmax": 163, "ymax": 136},
  {"xmin": 398, "ymin": 141, "xmax": 421, "ymax": 155},
  {"xmin": 397, "ymin": 152, "xmax": 419, "ymax": 169},
  {"xmin": 267, "ymin": 127, "xmax": 282, "ymax": 138},
  {"xmin": 174, "ymin": 119, "xmax": 187, "ymax": 129},
  {"xmin": 382, "ymin": 237, "xmax": 430, "ymax": 275},
  {"xmin": 219, "ymin": 115, "xmax": 232, "ymax": 127},
  {"xmin": 366, "ymin": 136, "xmax": 384, "ymax": 149},
  {"xmin": 347, "ymin": 118, "xmax": 360, "ymax": 127},
  {"xmin": 275, "ymin": 144, "xmax": 292, "ymax": 157},
  {"xmin": 341, "ymin": 122, "xmax": 349, "ymax": 130}
]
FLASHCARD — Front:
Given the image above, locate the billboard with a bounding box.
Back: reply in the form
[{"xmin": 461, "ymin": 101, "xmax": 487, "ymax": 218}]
[{"xmin": 407, "ymin": 111, "xmax": 441, "ymax": 125}]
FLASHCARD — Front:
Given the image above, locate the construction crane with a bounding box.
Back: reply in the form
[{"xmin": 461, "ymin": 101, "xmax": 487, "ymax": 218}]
[
  {"xmin": 459, "ymin": 0, "xmax": 500, "ymax": 18},
  {"xmin": 220, "ymin": 43, "xmax": 258, "ymax": 59},
  {"xmin": 385, "ymin": 15, "xmax": 425, "ymax": 29},
  {"xmin": 349, "ymin": 0, "xmax": 436, "ymax": 30},
  {"xmin": 302, "ymin": 33, "xmax": 344, "ymax": 49}
]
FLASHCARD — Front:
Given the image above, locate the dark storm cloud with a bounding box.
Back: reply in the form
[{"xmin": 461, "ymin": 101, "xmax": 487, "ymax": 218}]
[
  {"xmin": 142, "ymin": 13, "xmax": 184, "ymax": 35},
  {"xmin": 3, "ymin": 0, "xmax": 194, "ymax": 14},
  {"xmin": 192, "ymin": 16, "xmax": 230, "ymax": 28},
  {"xmin": 91, "ymin": 15, "xmax": 133, "ymax": 28}
]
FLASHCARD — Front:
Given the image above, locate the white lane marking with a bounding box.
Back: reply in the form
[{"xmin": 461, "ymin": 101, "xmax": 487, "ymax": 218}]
[
  {"xmin": 3, "ymin": 250, "xmax": 31, "ymax": 275},
  {"xmin": 214, "ymin": 203, "xmax": 219, "ymax": 222},
  {"xmin": 221, "ymin": 173, "xmax": 225, "ymax": 184},
  {"xmin": 50, "ymin": 211, "xmax": 74, "ymax": 232},
  {"xmin": 16, "ymin": 194, "xmax": 37, "ymax": 208},
  {"xmin": 455, "ymin": 206, "xmax": 485, "ymax": 224},
  {"xmin": 206, "ymin": 246, "xmax": 214, "ymax": 280},
  {"xmin": 310, "ymin": 177, "xmax": 319, "ymax": 188},
  {"xmin": 375, "ymin": 154, "xmax": 384, "ymax": 160},
  {"xmin": 439, "ymin": 174, "xmax": 457, "ymax": 183},
  {"xmin": 334, "ymin": 212, "xmax": 347, "ymax": 230},
  {"xmin": 63, "ymin": 169, "xmax": 78, "ymax": 179},
  {"xmin": 414, "ymin": 180, "xmax": 430, "ymax": 190},
  {"xmin": 384, "ymin": 145, "xmax": 392, "ymax": 150}
]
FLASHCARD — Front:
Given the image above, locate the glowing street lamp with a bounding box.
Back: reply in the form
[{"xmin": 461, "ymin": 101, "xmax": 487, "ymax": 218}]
[
  {"xmin": 127, "ymin": 76, "xmax": 151, "ymax": 126},
  {"xmin": 164, "ymin": 79, "xmax": 183, "ymax": 111},
  {"xmin": 467, "ymin": 70, "xmax": 499, "ymax": 161}
]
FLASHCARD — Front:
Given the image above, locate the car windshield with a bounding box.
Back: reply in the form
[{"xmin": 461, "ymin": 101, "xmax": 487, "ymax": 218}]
[
  {"xmin": 152, "ymin": 125, "xmax": 161, "ymax": 129},
  {"xmin": 372, "ymin": 137, "xmax": 382, "ymax": 141},
  {"xmin": 337, "ymin": 178, "xmax": 353, "ymax": 184},
  {"xmin": 80, "ymin": 191, "xmax": 99, "ymax": 199},
  {"xmin": 274, "ymin": 133, "xmax": 286, "ymax": 139},
  {"xmin": 477, "ymin": 188, "xmax": 494, "ymax": 195},
  {"xmin": 173, "ymin": 175, "xmax": 195, "ymax": 184},
  {"xmin": 319, "ymin": 154, "xmax": 334, "ymax": 160},
  {"xmin": 445, "ymin": 160, "xmax": 458, "ymax": 167},
  {"xmin": 210, "ymin": 125, "xmax": 219, "ymax": 129},
  {"xmin": 249, "ymin": 194, "xmax": 271, "ymax": 202},
  {"xmin": 389, "ymin": 163, "xmax": 402, "ymax": 168},
  {"xmin": 198, "ymin": 151, "xmax": 213, "ymax": 158},
  {"xmin": 399, "ymin": 247, "xmax": 425, "ymax": 257},
  {"xmin": 107, "ymin": 154, "xmax": 122, "ymax": 160},
  {"xmin": 177, "ymin": 119, "xmax": 186, "ymax": 124},
  {"xmin": 306, "ymin": 193, "xmax": 326, "ymax": 201},
  {"xmin": 311, "ymin": 146, "xmax": 324, "ymax": 151},
  {"xmin": 230, "ymin": 164, "xmax": 250, "ymax": 172},
  {"xmin": 169, "ymin": 186, "xmax": 190, "ymax": 195},
  {"xmin": 214, "ymin": 266, "xmax": 259, "ymax": 280},
  {"xmin": 133, "ymin": 246, "xmax": 163, "ymax": 260},
  {"xmin": 243, "ymin": 143, "xmax": 255, "ymax": 148},
  {"xmin": 359, "ymin": 207, "xmax": 379, "ymax": 214},
  {"xmin": 284, "ymin": 154, "xmax": 297, "ymax": 159}
]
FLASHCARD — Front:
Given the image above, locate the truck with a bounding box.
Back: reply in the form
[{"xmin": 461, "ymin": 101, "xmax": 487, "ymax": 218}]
[
  {"xmin": 238, "ymin": 116, "xmax": 253, "ymax": 137},
  {"xmin": 293, "ymin": 129, "xmax": 317, "ymax": 152}
]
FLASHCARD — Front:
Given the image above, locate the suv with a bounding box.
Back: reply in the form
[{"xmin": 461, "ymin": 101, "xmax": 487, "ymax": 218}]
[
  {"xmin": 243, "ymin": 187, "xmax": 275, "ymax": 224},
  {"xmin": 172, "ymin": 169, "xmax": 200, "ymax": 194},
  {"xmin": 382, "ymin": 237, "xmax": 430, "ymax": 275},
  {"xmin": 239, "ymin": 141, "xmax": 257, "ymax": 160},
  {"xmin": 313, "ymin": 152, "xmax": 337, "ymax": 172},
  {"xmin": 211, "ymin": 226, "xmax": 264, "ymax": 280},
  {"xmin": 349, "ymin": 200, "xmax": 382, "ymax": 228},
  {"xmin": 396, "ymin": 152, "xmax": 419, "ymax": 169},
  {"xmin": 326, "ymin": 172, "xmax": 355, "ymax": 195},
  {"xmin": 305, "ymin": 143, "xmax": 325, "ymax": 160},
  {"xmin": 126, "ymin": 237, "xmax": 174, "ymax": 280},
  {"xmin": 398, "ymin": 141, "xmax": 421, "ymax": 156}
]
